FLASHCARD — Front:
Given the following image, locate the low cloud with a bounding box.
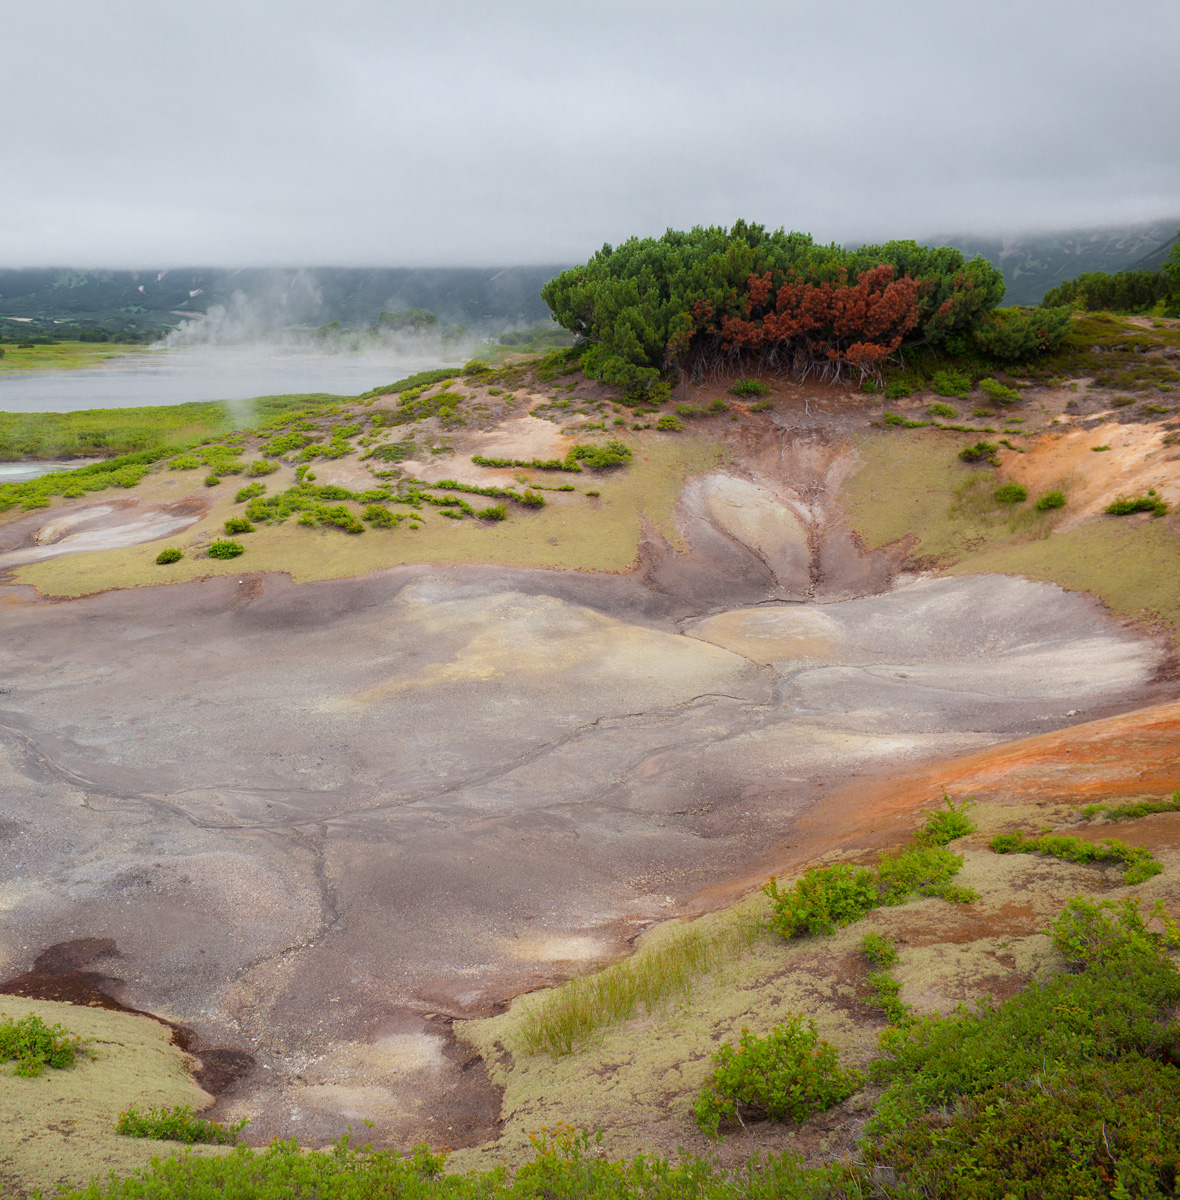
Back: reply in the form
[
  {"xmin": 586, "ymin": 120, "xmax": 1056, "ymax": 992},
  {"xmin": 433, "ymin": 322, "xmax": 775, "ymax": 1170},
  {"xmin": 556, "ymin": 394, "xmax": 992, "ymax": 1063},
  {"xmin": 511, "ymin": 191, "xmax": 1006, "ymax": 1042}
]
[{"xmin": 2, "ymin": 0, "xmax": 1178, "ymax": 266}]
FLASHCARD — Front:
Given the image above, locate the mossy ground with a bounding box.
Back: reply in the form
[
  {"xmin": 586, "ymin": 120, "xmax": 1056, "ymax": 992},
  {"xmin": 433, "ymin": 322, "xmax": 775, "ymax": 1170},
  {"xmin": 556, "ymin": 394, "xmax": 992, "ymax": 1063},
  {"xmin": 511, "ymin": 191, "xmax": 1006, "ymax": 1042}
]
[{"xmin": 0, "ymin": 999, "xmax": 224, "ymax": 1197}]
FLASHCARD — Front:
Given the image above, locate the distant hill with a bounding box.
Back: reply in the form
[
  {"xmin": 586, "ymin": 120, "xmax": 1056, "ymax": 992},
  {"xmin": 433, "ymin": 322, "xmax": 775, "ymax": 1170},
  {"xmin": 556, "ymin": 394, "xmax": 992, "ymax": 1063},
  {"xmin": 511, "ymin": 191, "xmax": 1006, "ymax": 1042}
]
[
  {"xmin": 5, "ymin": 221, "xmax": 1179, "ymax": 342},
  {"xmin": 934, "ymin": 218, "xmax": 1180, "ymax": 306},
  {"xmin": 0, "ymin": 266, "xmax": 569, "ymax": 341}
]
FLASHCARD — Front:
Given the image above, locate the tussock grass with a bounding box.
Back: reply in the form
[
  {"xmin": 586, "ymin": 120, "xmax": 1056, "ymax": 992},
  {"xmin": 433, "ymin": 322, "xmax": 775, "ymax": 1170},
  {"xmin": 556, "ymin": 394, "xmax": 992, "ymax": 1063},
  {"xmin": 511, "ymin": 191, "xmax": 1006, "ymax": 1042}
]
[{"xmin": 515, "ymin": 906, "xmax": 763, "ymax": 1057}]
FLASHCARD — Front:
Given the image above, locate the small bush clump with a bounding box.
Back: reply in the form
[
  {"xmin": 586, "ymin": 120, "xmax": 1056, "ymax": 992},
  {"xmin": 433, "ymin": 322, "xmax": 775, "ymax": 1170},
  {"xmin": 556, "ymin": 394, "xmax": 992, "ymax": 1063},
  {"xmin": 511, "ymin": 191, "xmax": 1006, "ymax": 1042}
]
[
  {"xmin": 993, "ymin": 482, "xmax": 1028, "ymax": 503},
  {"xmin": 729, "ymin": 378, "xmax": 769, "ymax": 397},
  {"xmin": 931, "ymin": 369, "xmax": 972, "ymax": 399},
  {"xmin": 694, "ymin": 1015, "xmax": 862, "ymax": 1138},
  {"xmin": 978, "ymin": 376, "xmax": 1022, "ymax": 404},
  {"xmin": 860, "ymin": 931, "xmax": 912, "ymax": 1025},
  {"xmin": 926, "ymin": 402, "xmax": 957, "ymax": 418},
  {"xmin": 674, "ymin": 399, "xmax": 728, "ymax": 418},
  {"xmin": 207, "ymin": 539, "xmax": 244, "ymax": 560},
  {"xmin": 234, "ymin": 482, "xmax": 266, "ymax": 502},
  {"xmin": 883, "ymin": 412, "xmax": 928, "ymax": 428},
  {"xmin": 1106, "ymin": 491, "xmax": 1169, "ymax": 516},
  {"xmin": 655, "ymin": 413, "xmax": 682, "ymax": 431},
  {"xmin": 0, "ymin": 1012, "xmax": 85, "ymax": 1077},
  {"xmin": 990, "ymin": 829, "xmax": 1162, "ymax": 885},
  {"xmin": 155, "ymin": 547, "xmax": 183, "ymax": 565},
  {"xmin": 223, "ymin": 516, "xmax": 254, "ymax": 535},
  {"xmin": 765, "ymin": 795, "xmax": 976, "ymax": 939},
  {"xmin": 959, "ymin": 440, "xmax": 1000, "ymax": 465},
  {"xmin": 203, "ymin": 473, "xmax": 221, "ymax": 487},
  {"xmin": 1085, "ymin": 789, "xmax": 1180, "ymax": 823},
  {"xmin": 884, "ymin": 380, "xmax": 914, "ymax": 399},
  {"xmin": 1036, "ymin": 488, "xmax": 1066, "ymax": 510},
  {"xmin": 115, "ymin": 1104, "xmax": 248, "ymax": 1144},
  {"xmin": 476, "ymin": 503, "xmax": 507, "ymax": 521}
]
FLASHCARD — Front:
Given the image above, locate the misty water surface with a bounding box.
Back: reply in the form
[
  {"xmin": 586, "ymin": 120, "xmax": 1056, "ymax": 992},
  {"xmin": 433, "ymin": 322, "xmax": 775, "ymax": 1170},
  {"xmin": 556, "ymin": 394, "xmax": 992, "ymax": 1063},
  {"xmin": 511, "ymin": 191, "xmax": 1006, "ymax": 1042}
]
[{"xmin": 0, "ymin": 346, "xmax": 454, "ymax": 414}]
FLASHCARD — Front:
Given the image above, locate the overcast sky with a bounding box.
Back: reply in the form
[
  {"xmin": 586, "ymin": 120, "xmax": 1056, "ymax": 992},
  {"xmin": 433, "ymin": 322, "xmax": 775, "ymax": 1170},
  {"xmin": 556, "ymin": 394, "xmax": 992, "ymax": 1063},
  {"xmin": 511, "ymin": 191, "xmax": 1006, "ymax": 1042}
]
[{"xmin": 3, "ymin": 0, "xmax": 1178, "ymax": 267}]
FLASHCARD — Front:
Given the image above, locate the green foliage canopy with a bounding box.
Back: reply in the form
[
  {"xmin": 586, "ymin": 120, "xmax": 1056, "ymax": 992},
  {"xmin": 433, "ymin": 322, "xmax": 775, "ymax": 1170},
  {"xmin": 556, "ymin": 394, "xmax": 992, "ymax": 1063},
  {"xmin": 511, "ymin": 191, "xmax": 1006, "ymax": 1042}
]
[{"xmin": 541, "ymin": 221, "xmax": 1007, "ymax": 397}]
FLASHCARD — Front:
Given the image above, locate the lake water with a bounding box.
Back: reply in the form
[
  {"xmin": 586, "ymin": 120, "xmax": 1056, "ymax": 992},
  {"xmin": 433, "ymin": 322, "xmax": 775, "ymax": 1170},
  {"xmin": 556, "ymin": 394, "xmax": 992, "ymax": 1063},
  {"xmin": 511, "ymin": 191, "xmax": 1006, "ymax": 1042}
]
[{"xmin": 0, "ymin": 346, "xmax": 455, "ymax": 414}]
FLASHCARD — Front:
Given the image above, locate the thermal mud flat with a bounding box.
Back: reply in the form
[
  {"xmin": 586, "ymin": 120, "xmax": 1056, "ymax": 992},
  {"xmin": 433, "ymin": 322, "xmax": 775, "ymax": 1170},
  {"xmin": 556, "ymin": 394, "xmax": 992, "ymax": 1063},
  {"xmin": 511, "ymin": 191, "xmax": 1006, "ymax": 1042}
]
[
  {"xmin": 0, "ymin": 380, "xmax": 1176, "ymax": 1158},
  {"xmin": 0, "ymin": 559, "xmax": 1167, "ymax": 1148}
]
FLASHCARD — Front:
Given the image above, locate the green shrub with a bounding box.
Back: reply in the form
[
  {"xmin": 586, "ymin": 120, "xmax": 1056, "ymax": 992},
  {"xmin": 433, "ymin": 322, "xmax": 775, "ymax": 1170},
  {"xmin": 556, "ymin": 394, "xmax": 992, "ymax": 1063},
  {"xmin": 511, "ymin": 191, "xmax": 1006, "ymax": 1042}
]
[
  {"xmin": 931, "ymin": 369, "xmax": 972, "ymax": 398},
  {"xmin": 990, "ymin": 830, "xmax": 1162, "ymax": 885},
  {"xmin": 926, "ymin": 402, "xmax": 957, "ymax": 418},
  {"xmin": 655, "ymin": 413, "xmax": 682, "ymax": 431},
  {"xmin": 860, "ymin": 931, "xmax": 898, "ymax": 967},
  {"xmin": 208, "ymin": 539, "xmax": 244, "ymax": 560},
  {"xmin": 883, "ymin": 412, "xmax": 928, "ymax": 428},
  {"xmin": 973, "ymin": 305, "xmax": 1072, "ymax": 360},
  {"xmin": 203, "ymin": 473, "xmax": 221, "ymax": 487},
  {"xmin": 476, "ymin": 503, "xmax": 508, "ymax": 521},
  {"xmin": 978, "ymin": 376, "xmax": 1022, "ymax": 404},
  {"xmin": 1092, "ymin": 443, "xmax": 1111, "ymax": 451},
  {"xmin": 884, "ymin": 380, "xmax": 914, "ymax": 400},
  {"xmin": 866, "ymin": 934, "xmax": 1180, "ymax": 1139},
  {"xmin": 1092, "ymin": 789, "xmax": 1180, "ymax": 823},
  {"xmin": 370, "ymin": 440, "xmax": 415, "ymax": 463},
  {"xmin": 674, "ymin": 398, "xmax": 728, "ymax": 419},
  {"xmin": 994, "ymin": 482, "xmax": 1028, "ymax": 503},
  {"xmin": 1050, "ymin": 895, "xmax": 1180, "ymax": 967},
  {"xmin": 764, "ymin": 862, "xmax": 879, "ymax": 938},
  {"xmin": 860, "ymin": 933, "xmax": 912, "ymax": 1025},
  {"xmin": 875, "ymin": 844, "xmax": 972, "ymax": 904},
  {"xmin": 857, "ymin": 1058, "xmax": 1180, "ymax": 1200},
  {"xmin": 115, "ymin": 1104, "xmax": 248, "ymax": 1145},
  {"xmin": 1106, "ymin": 491, "xmax": 1169, "ymax": 516},
  {"xmin": 585, "ymin": 490, "xmax": 600, "ymax": 497},
  {"xmin": 0, "ymin": 1012, "xmax": 84, "ymax": 1077},
  {"xmin": 1043, "ymin": 869, "xmax": 1167, "ymax": 945},
  {"xmin": 959, "ymin": 440, "xmax": 1000, "ymax": 465},
  {"xmin": 749, "ymin": 398, "xmax": 775, "ymax": 412},
  {"xmin": 729, "ymin": 378, "xmax": 769, "ymax": 397},
  {"xmin": 916, "ymin": 793, "xmax": 977, "ymax": 845},
  {"xmin": 234, "ymin": 482, "xmax": 266, "ymax": 502},
  {"xmin": 48, "ymin": 1127, "xmax": 825, "ymax": 1200},
  {"xmin": 694, "ymin": 1015, "xmax": 862, "ymax": 1138},
  {"xmin": 362, "ymin": 504, "xmax": 399, "ymax": 528},
  {"xmin": 567, "ymin": 439, "xmax": 632, "ymax": 469},
  {"xmin": 766, "ymin": 799, "xmax": 976, "ymax": 941},
  {"xmin": 223, "ymin": 516, "xmax": 254, "ymax": 535},
  {"xmin": 519, "ymin": 489, "xmax": 546, "ymax": 508},
  {"xmin": 155, "ymin": 547, "xmax": 183, "ymax": 564},
  {"xmin": 1036, "ymin": 488, "xmax": 1066, "ymax": 510},
  {"xmin": 463, "ymin": 359, "xmax": 491, "ymax": 375}
]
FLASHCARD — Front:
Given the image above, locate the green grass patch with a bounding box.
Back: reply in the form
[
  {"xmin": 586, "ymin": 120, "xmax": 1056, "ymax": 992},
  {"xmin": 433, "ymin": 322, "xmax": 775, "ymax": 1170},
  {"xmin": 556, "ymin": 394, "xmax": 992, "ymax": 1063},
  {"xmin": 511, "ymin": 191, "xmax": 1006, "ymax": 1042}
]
[
  {"xmin": 0, "ymin": 341, "xmax": 145, "ymax": 372},
  {"xmin": 514, "ymin": 908, "xmax": 762, "ymax": 1057}
]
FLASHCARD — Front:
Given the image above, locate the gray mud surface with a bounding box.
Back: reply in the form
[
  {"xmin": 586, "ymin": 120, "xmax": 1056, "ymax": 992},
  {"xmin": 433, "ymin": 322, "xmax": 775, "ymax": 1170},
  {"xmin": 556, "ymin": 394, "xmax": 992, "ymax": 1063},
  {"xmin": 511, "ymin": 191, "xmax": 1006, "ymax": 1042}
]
[
  {"xmin": 0, "ymin": 558, "xmax": 1165, "ymax": 1145},
  {"xmin": 0, "ymin": 417, "xmax": 1171, "ymax": 1147}
]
